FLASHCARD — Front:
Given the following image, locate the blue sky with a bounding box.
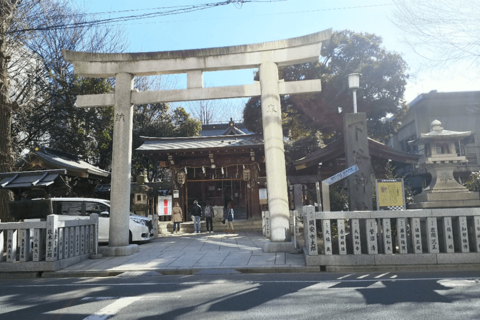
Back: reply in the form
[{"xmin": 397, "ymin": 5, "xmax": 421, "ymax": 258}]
[{"xmin": 74, "ymin": 0, "xmax": 479, "ymax": 119}]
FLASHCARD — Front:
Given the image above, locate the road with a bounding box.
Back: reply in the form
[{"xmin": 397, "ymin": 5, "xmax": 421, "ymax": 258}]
[{"xmin": 1, "ymin": 271, "xmax": 480, "ymax": 320}]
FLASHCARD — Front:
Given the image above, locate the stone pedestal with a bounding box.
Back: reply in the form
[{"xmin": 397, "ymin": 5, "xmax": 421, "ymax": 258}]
[{"xmin": 99, "ymin": 244, "xmax": 139, "ymax": 256}]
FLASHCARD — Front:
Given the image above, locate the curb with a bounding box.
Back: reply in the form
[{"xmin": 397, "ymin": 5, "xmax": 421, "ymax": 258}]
[{"xmin": 27, "ymin": 266, "xmax": 323, "ymax": 278}]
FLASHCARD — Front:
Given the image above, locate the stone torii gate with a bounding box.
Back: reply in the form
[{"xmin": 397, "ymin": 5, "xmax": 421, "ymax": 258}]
[{"xmin": 63, "ymin": 29, "xmax": 331, "ymax": 256}]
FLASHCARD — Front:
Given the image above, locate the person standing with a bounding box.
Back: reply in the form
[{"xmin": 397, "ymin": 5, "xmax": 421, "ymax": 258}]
[
  {"xmin": 191, "ymin": 199, "xmax": 203, "ymax": 234},
  {"xmin": 171, "ymin": 202, "xmax": 183, "ymax": 234},
  {"xmin": 224, "ymin": 202, "xmax": 235, "ymax": 233},
  {"xmin": 204, "ymin": 201, "xmax": 214, "ymax": 233}
]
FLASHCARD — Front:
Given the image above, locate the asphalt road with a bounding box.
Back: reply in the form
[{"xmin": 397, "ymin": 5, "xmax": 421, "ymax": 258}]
[{"xmin": 1, "ymin": 271, "xmax": 480, "ymax": 320}]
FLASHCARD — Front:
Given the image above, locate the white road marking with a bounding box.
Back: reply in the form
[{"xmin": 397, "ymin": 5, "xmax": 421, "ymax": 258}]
[
  {"xmin": 82, "ymin": 296, "xmax": 181, "ymax": 300},
  {"xmin": 337, "ymin": 274, "xmax": 352, "ymax": 279},
  {"xmin": 374, "ymin": 273, "xmax": 390, "ymax": 279},
  {"xmin": 357, "ymin": 274, "xmax": 370, "ymax": 279},
  {"xmin": 83, "ymin": 296, "xmax": 142, "ymax": 320}
]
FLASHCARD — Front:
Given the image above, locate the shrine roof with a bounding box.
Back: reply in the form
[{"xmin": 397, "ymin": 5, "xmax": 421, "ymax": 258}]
[
  {"xmin": 15, "ymin": 147, "xmax": 110, "ymax": 179},
  {"xmin": 294, "ymin": 138, "xmax": 420, "ymax": 170},
  {"xmin": 200, "ymin": 122, "xmax": 252, "ymax": 137},
  {"xmin": 137, "ymin": 134, "xmax": 264, "ymax": 153},
  {"xmin": 0, "ymin": 169, "xmax": 66, "ymax": 189}
]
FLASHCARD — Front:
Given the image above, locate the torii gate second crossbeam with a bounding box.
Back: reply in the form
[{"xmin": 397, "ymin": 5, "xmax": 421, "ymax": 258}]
[{"xmin": 63, "ymin": 29, "xmax": 332, "ymax": 256}]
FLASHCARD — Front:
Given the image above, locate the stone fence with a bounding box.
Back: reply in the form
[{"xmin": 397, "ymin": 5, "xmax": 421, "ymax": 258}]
[
  {"xmin": 302, "ymin": 206, "xmax": 480, "ymax": 269},
  {"xmin": 262, "ymin": 210, "xmax": 300, "ymax": 240},
  {"xmin": 0, "ymin": 214, "xmax": 99, "ymax": 272}
]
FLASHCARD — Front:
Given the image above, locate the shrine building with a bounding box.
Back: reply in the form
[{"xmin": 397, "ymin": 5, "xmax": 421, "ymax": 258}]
[{"xmin": 136, "ymin": 120, "xmax": 265, "ymax": 220}]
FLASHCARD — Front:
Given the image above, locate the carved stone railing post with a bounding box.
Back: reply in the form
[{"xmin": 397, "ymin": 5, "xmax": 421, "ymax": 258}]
[
  {"xmin": 46, "ymin": 214, "xmax": 59, "ymax": 262},
  {"xmin": 19, "ymin": 229, "xmax": 30, "ymax": 262},
  {"xmin": 383, "ymin": 218, "xmax": 393, "ymax": 254},
  {"xmin": 6, "ymin": 229, "xmax": 17, "ymax": 262},
  {"xmin": 262, "ymin": 211, "xmax": 271, "ymax": 238},
  {"xmin": 411, "ymin": 218, "xmax": 423, "ymax": 253},
  {"xmin": 427, "ymin": 217, "xmax": 440, "ymax": 253},
  {"xmin": 303, "ymin": 206, "xmax": 317, "ymax": 255},
  {"xmin": 366, "ymin": 219, "xmax": 378, "ymax": 254}
]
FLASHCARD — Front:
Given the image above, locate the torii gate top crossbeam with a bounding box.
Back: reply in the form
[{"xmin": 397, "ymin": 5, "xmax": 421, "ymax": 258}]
[{"xmin": 63, "ymin": 29, "xmax": 331, "ymax": 78}]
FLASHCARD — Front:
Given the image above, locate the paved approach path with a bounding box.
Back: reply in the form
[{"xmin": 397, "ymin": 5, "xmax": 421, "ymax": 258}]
[{"xmin": 45, "ymin": 231, "xmax": 315, "ymax": 277}]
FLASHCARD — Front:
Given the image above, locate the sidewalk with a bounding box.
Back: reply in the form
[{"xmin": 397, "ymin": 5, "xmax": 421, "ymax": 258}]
[{"xmin": 43, "ymin": 231, "xmax": 318, "ymax": 278}]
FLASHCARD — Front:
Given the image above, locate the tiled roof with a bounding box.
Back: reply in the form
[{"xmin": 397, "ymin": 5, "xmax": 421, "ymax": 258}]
[
  {"xmin": 16, "ymin": 147, "xmax": 109, "ymax": 178},
  {"xmin": 200, "ymin": 122, "xmax": 253, "ymax": 136},
  {"xmin": 294, "ymin": 138, "xmax": 420, "ymax": 170},
  {"xmin": 137, "ymin": 134, "xmax": 264, "ymax": 152},
  {"xmin": 0, "ymin": 169, "xmax": 66, "ymax": 189}
]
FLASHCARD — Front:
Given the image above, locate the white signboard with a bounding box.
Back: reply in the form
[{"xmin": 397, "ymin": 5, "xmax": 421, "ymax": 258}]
[
  {"xmin": 157, "ymin": 195, "xmax": 172, "ymax": 216},
  {"xmin": 322, "ymin": 165, "xmax": 359, "ymax": 186}
]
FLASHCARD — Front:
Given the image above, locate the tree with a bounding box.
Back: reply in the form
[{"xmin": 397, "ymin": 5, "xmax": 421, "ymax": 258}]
[
  {"xmin": 393, "ymin": 0, "xmax": 480, "ymax": 69},
  {"xmin": 244, "ymin": 30, "xmax": 409, "ymax": 145},
  {"xmin": 1, "ymin": 0, "xmax": 21, "ymax": 223},
  {"xmin": 0, "ymin": 0, "xmax": 126, "ymax": 222},
  {"xmin": 186, "ymin": 99, "xmax": 246, "ymax": 124},
  {"xmin": 132, "ymin": 104, "xmax": 202, "ymax": 179},
  {"xmin": 10, "ymin": 0, "xmax": 127, "ymax": 168}
]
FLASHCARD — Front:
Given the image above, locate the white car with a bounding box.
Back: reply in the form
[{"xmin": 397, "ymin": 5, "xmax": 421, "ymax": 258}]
[{"xmin": 38, "ymin": 198, "xmax": 155, "ymax": 243}]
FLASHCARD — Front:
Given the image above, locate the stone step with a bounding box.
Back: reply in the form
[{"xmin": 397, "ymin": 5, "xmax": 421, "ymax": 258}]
[{"xmin": 158, "ymin": 219, "xmax": 262, "ymax": 234}]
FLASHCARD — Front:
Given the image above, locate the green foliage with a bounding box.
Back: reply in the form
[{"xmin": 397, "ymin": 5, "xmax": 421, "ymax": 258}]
[
  {"xmin": 243, "ymin": 29, "xmax": 409, "ymax": 145},
  {"xmin": 132, "ymin": 104, "xmax": 201, "ymax": 176},
  {"xmin": 284, "ymin": 133, "xmax": 325, "ymax": 173},
  {"xmin": 329, "ymin": 185, "xmax": 349, "ymax": 212},
  {"xmin": 464, "ymin": 172, "xmax": 480, "ymax": 192}
]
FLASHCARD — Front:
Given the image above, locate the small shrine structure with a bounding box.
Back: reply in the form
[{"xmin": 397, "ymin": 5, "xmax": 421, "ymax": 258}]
[{"xmin": 410, "ymin": 120, "xmax": 480, "ymax": 208}]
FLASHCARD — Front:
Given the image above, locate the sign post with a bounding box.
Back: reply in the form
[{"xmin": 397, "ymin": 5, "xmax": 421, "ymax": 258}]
[
  {"xmin": 321, "ymin": 165, "xmax": 359, "ymax": 212},
  {"xmin": 375, "ymin": 178, "xmax": 406, "ymax": 210}
]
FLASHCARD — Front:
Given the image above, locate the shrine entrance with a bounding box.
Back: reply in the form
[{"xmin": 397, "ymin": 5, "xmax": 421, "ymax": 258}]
[
  {"xmin": 64, "ymin": 29, "xmax": 331, "ymax": 255},
  {"xmin": 187, "ymin": 179, "xmax": 247, "ymax": 218}
]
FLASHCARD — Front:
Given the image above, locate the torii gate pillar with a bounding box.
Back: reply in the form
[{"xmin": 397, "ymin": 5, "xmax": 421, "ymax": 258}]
[
  {"xmin": 260, "ymin": 62, "xmax": 290, "ymax": 242},
  {"xmin": 108, "ymin": 73, "xmax": 136, "ymax": 254},
  {"xmin": 64, "ymin": 29, "xmax": 331, "ymax": 255}
]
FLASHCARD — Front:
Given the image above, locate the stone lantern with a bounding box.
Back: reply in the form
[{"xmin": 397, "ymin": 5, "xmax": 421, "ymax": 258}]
[
  {"xmin": 131, "ymin": 174, "xmax": 152, "ymax": 215},
  {"xmin": 409, "ymin": 120, "xmax": 480, "ymax": 208}
]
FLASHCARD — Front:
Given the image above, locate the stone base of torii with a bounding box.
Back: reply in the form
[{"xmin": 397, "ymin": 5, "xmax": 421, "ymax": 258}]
[{"xmin": 63, "ymin": 29, "xmax": 332, "ymax": 256}]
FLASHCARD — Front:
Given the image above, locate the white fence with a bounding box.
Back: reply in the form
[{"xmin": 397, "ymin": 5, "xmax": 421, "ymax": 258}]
[
  {"xmin": 0, "ymin": 214, "xmax": 99, "ymax": 272},
  {"xmin": 302, "ymin": 206, "xmax": 480, "ymax": 268}
]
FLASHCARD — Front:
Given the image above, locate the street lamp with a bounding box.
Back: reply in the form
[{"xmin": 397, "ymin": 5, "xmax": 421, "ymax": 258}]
[{"xmin": 347, "ymin": 73, "xmax": 361, "ymax": 113}]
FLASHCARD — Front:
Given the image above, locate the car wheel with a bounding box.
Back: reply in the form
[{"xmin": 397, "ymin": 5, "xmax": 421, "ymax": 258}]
[{"xmin": 129, "ymin": 231, "xmax": 133, "ymax": 244}]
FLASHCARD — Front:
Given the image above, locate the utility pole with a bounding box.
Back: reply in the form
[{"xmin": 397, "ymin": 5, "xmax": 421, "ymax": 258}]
[{"xmin": 0, "ymin": 0, "xmax": 19, "ymax": 222}]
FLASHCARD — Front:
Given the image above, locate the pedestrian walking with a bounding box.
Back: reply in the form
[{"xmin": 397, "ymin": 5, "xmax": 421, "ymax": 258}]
[
  {"xmin": 224, "ymin": 202, "xmax": 235, "ymax": 233},
  {"xmin": 204, "ymin": 201, "xmax": 214, "ymax": 233},
  {"xmin": 191, "ymin": 199, "xmax": 203, "ymax": 233},
  {"xmin": 171, "ymin": 202, "xmax": 183, "ymax": 234}
]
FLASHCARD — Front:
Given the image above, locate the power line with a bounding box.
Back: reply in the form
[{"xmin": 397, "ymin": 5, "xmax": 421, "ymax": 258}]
[
  {"xmin": 7, "ymin": 0, "xmax": 276, "ymax": 34},
  {"xmin": 112, "ymin": 3, "xmax": 394, "ymax": 28},
  {"xmin": 7, "ymin": 1, "xmax": 391, "ymax": 34}
]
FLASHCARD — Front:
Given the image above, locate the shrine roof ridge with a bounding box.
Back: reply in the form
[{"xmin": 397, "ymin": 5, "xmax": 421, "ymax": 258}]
[
  {"xmin": 139, "ymin": 133, "xmax": 263, "ymax": 141},
  {"xmin": 62, "ymin": 29, "xmax": 331, "ymax": 62},
  {"xmin": 136, "ymin": 134, "xmax": 264, "ymax": 152}
]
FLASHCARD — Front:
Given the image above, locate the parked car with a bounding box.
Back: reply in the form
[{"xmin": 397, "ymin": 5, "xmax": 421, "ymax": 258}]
[{"xmin": 34, "ymin": 198, "xmax": 155, "ymax": 243}]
